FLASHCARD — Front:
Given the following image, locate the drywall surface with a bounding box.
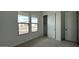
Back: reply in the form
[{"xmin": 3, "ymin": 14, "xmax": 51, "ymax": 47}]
[
  {"xmin": 0, "ymin": 11, "xmax": 43, "ymax": 46},
  {"xmin": 65, "ymin": 11, "xmax": 77, "ymax": 41},
  {"xmin": 43, "ymin": 11, "xmax": 61, "ymax": 41},
  {"xmin": 55, "ymin": 12, "xmax": 61, "ymax": 41},
  {"xmin": 0, "ymin": 11, "xmax": 17, "ymax": 46}
]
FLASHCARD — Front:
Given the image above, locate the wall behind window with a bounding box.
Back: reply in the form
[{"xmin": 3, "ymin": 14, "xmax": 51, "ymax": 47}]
[{"xmin": 0, "ymin": 11, "xmax": 43, "ymax": 46}]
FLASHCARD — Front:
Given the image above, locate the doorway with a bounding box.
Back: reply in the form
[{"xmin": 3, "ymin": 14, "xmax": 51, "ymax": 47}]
[{"xmin": 43, "ymin": 15, "xmax": 48, "ymax": 36}]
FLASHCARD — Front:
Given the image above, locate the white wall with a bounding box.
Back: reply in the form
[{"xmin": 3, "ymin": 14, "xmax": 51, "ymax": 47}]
[
  {"xmin": 43, "ymin": 11, "xmax": 61, "ymax": 41},
  {"xmin": 0, "ymin": 11, "xmax": 43, "ymax": 46},
  {"xmin": 56, "ymin": 12, "xmax": 61, "ymax": 41},
  {"xmin": 0, "ymin": 11, "xmax": 17, "ymax": 46}
]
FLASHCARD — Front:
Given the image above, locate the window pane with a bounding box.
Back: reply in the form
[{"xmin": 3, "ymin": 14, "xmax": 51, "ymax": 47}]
[
  {"xmin": 18, "ymin": 15, "xmax": 29, "ymax": 23},
  {"xmin": 31, "ymin": 17, "xmax": 38, "ymax": 23},
  {"xmin": 31, "ymin": 24, "xmax": 38, "ymax": 32},
  {"xmin": 19, "ymin": 24, "xmax": 29, "ymax": 35}
]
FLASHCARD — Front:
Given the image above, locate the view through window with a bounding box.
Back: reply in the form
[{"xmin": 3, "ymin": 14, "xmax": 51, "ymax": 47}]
[{"xmin": 18, "ymin": 15, "xmax": 29, "ymax": 35}]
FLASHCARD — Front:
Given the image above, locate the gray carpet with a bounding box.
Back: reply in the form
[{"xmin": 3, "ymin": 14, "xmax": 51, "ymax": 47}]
[{"xmin": 17, "ymin": 37, "xmax": 79, "ymax": 47}]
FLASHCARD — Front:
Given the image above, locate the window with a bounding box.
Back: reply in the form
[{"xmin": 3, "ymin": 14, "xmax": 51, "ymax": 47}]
[
  {"xmin": 18, "ymin": 15, "xmax": 29, "ymax": 35},
  {"xmin": 31, "ymin": 16, "xmax": 38, "ymax": 32},
  {"xmin": 18, "ymin": 12, "xmax": 39, "ymax": 35}
]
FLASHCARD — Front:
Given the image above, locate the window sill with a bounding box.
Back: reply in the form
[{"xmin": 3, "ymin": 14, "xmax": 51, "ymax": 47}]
[
  {"xmin": 31, "ymin": 31, "xmax": 38, "ymax": 33},
  {"xmin": 18, "ymin": 32, "xmax": 29, "ymax": 36}
]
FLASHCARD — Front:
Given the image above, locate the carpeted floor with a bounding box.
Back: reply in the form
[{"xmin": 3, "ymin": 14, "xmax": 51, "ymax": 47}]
[{"xmin": 17, "ymin": 37, "xmax": 79, "ymax": 47}]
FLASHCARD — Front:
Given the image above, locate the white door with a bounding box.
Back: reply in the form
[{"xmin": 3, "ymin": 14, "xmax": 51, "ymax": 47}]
[
  {"xmin": 65, "ymin": 12, "xmax": 77, "ymax": 41},
  {"xmin": 48, "ymin": 14, "xmax": 56, "ymax": 39}
]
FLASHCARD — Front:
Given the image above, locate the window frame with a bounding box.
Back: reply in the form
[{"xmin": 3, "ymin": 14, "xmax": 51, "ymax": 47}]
[
  {"xmin": 30, "ymin": 16, "xmax": 39, "ymax": 32},
  {"xmin": 17, "ymin": 12, "xmax": 39, "ymax": 35},
  {"xmin": 18, "ymin": 15, "xmax": 30, "ymax": 35}
]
